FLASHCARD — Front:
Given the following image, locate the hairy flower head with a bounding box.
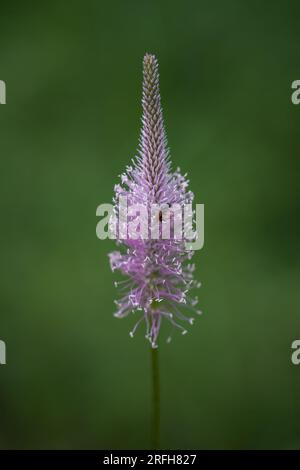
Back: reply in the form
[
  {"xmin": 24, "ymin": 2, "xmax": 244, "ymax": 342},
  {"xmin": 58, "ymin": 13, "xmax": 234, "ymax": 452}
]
[{"xmin": 109, "ymin": 53, "xmax": 201, "ymax": 347}]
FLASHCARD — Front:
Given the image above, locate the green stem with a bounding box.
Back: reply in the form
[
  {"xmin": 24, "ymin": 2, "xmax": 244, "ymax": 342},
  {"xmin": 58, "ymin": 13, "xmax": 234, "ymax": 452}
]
[{"xmin": 151, "ymin": 347, "xmax": 160, "ymax": 449}]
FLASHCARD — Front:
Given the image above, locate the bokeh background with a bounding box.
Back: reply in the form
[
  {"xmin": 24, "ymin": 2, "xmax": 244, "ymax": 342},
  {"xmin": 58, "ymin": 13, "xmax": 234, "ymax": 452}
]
[{"xmin": 0, "ymin": 0, "xmax": 299, "ymax": 450}]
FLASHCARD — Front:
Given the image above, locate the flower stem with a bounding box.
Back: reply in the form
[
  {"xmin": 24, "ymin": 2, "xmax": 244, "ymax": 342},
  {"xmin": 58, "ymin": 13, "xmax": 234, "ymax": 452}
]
[{"xmin": 151, "ymin": 347, "xmax": 160, "ymax": 449}]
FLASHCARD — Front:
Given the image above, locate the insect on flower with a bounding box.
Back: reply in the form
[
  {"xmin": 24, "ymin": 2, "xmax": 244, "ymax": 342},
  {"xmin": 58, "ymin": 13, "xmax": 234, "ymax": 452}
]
[{"xmin": 109, "ymin": 53, "xmax": 201, "ymax": 347}]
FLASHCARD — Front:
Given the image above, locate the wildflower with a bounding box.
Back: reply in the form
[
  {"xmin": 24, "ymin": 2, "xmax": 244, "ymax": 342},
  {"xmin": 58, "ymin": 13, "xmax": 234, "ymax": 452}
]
[{"xmin": 109, "ymin": 54, "xmax": 201, "ymax": 347}]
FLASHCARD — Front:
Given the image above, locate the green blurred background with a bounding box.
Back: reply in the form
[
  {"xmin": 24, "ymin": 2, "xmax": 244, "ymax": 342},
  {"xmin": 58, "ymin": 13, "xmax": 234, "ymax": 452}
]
[{"xmin": 0, "ymin": 0, "xmax": 299, "ymax": 450}]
